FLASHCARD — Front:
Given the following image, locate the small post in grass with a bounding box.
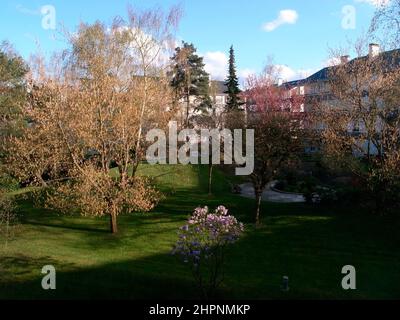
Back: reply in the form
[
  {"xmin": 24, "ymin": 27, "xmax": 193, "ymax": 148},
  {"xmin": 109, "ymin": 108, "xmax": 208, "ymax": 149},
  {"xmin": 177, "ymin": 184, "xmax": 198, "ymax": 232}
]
[{"xmin": 281, "ymin": 276, "xmax": 289, "ymax": 292}]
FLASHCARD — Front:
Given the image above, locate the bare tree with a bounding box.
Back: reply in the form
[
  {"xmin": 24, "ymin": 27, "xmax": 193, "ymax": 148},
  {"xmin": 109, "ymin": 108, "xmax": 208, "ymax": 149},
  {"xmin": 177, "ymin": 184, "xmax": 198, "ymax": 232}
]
[
  {"xmin": 244, "ymin": 67, "xmax": 305, "ymax": 225},
  {"xmin": 315, "ymin": 40, "xmax": 400, "ymax": 213},
  {"xmin": 190, "ymin": 80, "xmax": 225, "ymax": 195},
  {"xmin": 6, "ymin": 6, "xmax": 181, "ymax": 233},
  {"xmin": 370, "ymin": 0, "xmax": 400, "ymax": 49}
]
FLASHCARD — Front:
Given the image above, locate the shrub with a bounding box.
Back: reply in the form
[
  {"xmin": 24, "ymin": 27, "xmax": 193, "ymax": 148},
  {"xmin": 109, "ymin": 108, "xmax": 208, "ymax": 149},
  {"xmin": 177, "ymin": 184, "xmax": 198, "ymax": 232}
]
[
  {"xmin": 0, "ymin": 172, "xmax": 19, "ymax": 191},
  {"xmin": 315, "ymin": 186, "xmax": 338, "ymax": 205},
  {"xmin": 301, "ymin": 176, "xmax": 319, "ymax": 203},
  {"xmin": 172, "ymin": 206, "xmax": 244, "ymax": 299}
]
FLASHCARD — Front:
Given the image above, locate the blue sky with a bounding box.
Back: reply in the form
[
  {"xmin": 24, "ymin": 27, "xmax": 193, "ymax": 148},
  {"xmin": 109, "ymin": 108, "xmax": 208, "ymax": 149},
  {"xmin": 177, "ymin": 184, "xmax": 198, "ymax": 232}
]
[{"xmin": 0, "ymin": 0, "xmax": 386, "ymax": 82}]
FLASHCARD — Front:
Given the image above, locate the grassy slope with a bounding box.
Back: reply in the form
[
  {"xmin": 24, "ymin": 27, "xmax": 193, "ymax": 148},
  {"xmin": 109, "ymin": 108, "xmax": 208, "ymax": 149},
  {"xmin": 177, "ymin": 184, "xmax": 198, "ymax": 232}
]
[{"xmin": 0, "ymin": 164, "xmax": 399, "ymax": 300}]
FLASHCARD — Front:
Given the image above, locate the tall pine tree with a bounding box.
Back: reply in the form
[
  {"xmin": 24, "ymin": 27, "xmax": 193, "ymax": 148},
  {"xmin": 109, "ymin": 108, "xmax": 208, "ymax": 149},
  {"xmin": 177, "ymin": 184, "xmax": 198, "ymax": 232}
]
[
  {"xmin": 170, "ymin": 42, "xmax": 211, "ymax": 126},
  {"xmin": 224, "ymin": 46, "xmax": 243, "ymax": 111},
  {"xmin": 0, "ymin": 42, "xmax": 27, "ymax": 141}
]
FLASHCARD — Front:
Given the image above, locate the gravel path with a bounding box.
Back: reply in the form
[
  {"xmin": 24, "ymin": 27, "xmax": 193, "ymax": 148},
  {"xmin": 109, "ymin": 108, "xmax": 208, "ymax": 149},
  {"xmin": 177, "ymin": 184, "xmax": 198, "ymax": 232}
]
[{"xmin": 239, "ymin": 182, "xmax": 305, "ymax": 203}]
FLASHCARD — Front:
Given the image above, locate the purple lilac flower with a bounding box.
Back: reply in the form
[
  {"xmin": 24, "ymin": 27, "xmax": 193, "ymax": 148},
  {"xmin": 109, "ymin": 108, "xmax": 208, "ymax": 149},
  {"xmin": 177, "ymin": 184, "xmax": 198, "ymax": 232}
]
[{"xmin": 172, "ymin": 205, "xmax": 244, "ymax": 266}]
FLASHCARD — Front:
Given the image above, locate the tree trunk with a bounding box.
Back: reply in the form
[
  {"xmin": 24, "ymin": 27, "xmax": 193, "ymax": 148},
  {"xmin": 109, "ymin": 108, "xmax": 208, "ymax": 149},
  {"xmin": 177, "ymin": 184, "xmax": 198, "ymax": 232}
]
[
  {"xmin": 255, "ymin": 191, "xmax": 262, "ymax": 226},
  {"xmin": 110, "ymin": 213, "xmax": 118, "ymax": 234},
  {"xmin": 5, "ymin": 211, "xmax": 10, "ymax": 249},
  {"xmin": 208, "ymin": 164, "xmax": 213, "ymax": 195},
  {"xmin": 186, "ymin": 92, "xmax": 190, "ymax": 128}
]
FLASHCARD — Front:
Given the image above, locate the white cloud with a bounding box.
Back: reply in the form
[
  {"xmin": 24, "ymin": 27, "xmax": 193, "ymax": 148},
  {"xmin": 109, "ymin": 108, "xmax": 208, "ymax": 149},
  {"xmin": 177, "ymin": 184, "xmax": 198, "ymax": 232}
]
[
  {"xmin": 16, "ymin": 4, "xmax": 40, "ymax": 15},
  {"xmin": 202, "ymin": 51, "xmax": 313, "ymax": 84},
  {"xmin": 238, "ymin": 68, "xmax": 256, "ymax": 87},
  {"xmin": 114, "ymin": 27, "xmax": 177, "ymax": 68},
  {"xmin": 239, "ymin": 68, "xmax": 256, "ymax": 79},
  {"xmin": 262, "ymin": 10, "xmax": 299, "ymax": 32},
  {"xmin": 203, "ymin": 51, "xmax": 229, "ymax": 80},
  {"xmin": 323, "ymin": 57, "xmax": 342, "ymax": 67},
  {"xmin": 202, "ymin": 51, "xmax": 257, "ymax": 87},
  {"xmin": 354, "ymin": 0, "xmax": 391, "ymax": 7},
  {"xmin": 275, "ymin": 65, "xmax": 314, "ymax": 82}
]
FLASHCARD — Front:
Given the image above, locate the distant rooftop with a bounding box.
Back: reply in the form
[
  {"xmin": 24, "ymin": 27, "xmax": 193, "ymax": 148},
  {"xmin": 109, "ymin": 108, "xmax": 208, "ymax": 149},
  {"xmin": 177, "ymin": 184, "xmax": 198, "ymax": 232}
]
[
  {"xmin": 210, "ymin": 80, "xmax": 228, "ymax": 95},
  {"xmin": 282, "ymin": 47, "xmax": 400, "ymax": 88}
]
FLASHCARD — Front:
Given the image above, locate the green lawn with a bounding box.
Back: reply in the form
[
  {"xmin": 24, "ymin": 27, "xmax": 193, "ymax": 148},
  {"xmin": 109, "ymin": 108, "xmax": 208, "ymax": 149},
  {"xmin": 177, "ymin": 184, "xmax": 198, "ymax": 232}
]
[{"xmin": 1, "ymin": 164, "xmax": 399, "ymax": 299}]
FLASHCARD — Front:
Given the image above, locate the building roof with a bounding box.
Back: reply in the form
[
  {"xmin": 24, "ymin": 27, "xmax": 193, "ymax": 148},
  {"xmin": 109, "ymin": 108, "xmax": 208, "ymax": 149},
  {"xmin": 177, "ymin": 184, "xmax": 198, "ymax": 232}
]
[
  {"xmin": 348, "ymin": 48, "xmax": 400, "ymax": 71},
  {"xmin": 282, "ymin": 47, "xmax": 400, "ymax": 88},
  {"xmin": 281, "ymin": 78, "xmax": 307, "ymax": 88},
  {"xmin": 306, "ymin": 67, "xmax": 333, "ymax": 82},
  {"xmin": 210, "ymin": 80, "xmax": 228, "ymax": 95}
]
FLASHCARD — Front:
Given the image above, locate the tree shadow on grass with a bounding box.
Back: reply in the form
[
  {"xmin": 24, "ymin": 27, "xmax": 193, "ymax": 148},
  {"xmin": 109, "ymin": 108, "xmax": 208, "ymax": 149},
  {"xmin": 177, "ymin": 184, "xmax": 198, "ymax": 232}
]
[
  {"xmin": 0, "ymin": 254, "xmax": 77, "ymax": 299},
  {"xmin": 0, "ymin": 253, "xmax": 199, "ymax": 300},
  {"xmin": 22, "ymin": 221, "xmax": 110, "ymax": 234},
  {"xmin": 1, "ymin": 212, "xmax": 400, "ymax": 300}
]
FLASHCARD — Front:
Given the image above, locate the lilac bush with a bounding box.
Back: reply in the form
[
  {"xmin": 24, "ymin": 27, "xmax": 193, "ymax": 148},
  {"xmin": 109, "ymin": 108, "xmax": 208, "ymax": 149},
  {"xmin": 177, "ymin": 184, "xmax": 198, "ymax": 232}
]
[{"xmin": 172, "ymin": 205, "xmax": 244, "ymax": 298}]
